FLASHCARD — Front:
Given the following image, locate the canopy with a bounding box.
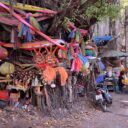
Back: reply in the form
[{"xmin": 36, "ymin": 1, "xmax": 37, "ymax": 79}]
[
  {"xmin": 99, "ymin": 50, "xmax": 128, "ymax": 58},
  {"xmin": 0, "ymin": 15, "xmax": 19, "ymax": 26},
  {"xmin": 92, "ymin": 36, "xmax": 112, "ymax": 46},
  {"xmin": 0, "ymin": 39, "xmax": 65, "ymax": 50}
]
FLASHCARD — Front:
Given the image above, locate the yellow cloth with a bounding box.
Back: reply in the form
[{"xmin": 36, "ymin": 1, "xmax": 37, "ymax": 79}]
[
  {"xmin": 122, "ymin": 68, "xmax": 126, "ymax": 72},
  {"xmin": 124, "ymin": 78, "xmax": 128, "ymax": 83}
]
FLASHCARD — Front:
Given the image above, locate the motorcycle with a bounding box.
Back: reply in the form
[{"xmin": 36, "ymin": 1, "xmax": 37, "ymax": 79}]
[{"xmin": 95, "ymin": 83, "xmax": 112, "ymax": 112}]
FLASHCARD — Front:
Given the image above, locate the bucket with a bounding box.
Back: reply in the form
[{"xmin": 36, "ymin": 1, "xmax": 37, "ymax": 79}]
[{"xmin": 0, "ymin": 90, "xmax": 9, "ymax": 101}]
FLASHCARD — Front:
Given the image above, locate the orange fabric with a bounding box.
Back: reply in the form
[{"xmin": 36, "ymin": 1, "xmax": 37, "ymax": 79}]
[
  {"xmin": 1, "ymin": 39, "xmax": 61, "ymax": 49},
  {"xmin": 42, "ymin": 66, "xmax": 56, "ymax": 83},
  {"xmin": 55, "ymin": 67, "xmax": 68, "ymax": 86},
  {"xmin": 42, "ymin": 66, "xmax": 68, "ymax": 86}
]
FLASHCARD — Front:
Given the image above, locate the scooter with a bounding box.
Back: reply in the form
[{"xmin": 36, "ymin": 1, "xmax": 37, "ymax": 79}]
[{"xmin": 95, "ymin": 83, "xmax": 112, "ymax": 112}]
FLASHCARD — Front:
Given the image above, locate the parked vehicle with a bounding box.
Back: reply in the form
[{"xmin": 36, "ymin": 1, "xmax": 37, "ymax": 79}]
[
  {"xmin": 104, "ymin": 77, "xmax": 114, "ymax": 91},
  {"xmin": 95, "ymin": 83, "xmax": 112, "ymax": 112},
  {"xmin": 104, "ymin": 71, "xmax": 117, "ymax": 91}
]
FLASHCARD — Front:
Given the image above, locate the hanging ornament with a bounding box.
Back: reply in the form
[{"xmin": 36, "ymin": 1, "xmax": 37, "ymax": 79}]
[
  {"xmin": 68, "ymin": 30, "xmax": 75, "ymax": 38},
  {"xmin": 0, "ymin": 46, "xmax": 8, "ymax": 60},
  {"xmin": 0, "ymin": 62, "xmax": 15, "ymax": 77},
  {"xmin": 50, "ymin": 83, "xmax": 56, "ymax": 88}
]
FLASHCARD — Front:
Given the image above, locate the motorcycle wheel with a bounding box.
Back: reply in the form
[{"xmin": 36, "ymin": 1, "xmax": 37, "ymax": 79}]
[
  {"xmin": 100, "ymin": 100, "xmax": 107, "ymax": 112},
  {"xmin": 106, "ymin": 98, "xmax": 112, "ymax": 105},
  {"xmin": 109, "ymin": 99, "xmax": 112, "ymax": 104}
]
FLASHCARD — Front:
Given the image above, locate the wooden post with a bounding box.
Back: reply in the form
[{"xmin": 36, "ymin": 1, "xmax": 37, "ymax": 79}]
[
  {"xmin": 9, "ymin": 0, "xmax": 14, "ymax": 16},
  {"xmin": 124, "ymin": 6, "xmax": 128, "ymax": 71},
  {"xmin": 68, "ymin": 76, "xmax": 73, "ymax": 103}
]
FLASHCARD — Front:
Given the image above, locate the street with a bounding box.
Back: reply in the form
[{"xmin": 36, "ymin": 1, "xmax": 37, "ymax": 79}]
[
  {"xmin": 77, "ymin": 93, "xmax": 128, "ymax": 128},
  {"xmin": 0, "ymin": 93, "xmax": 128, "ymax": 128}
]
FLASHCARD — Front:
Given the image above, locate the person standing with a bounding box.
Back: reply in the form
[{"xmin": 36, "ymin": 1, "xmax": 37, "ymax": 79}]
[
  {"xmin": 112, "ymin": 72, "xmax": 119, "ymax": 93},
  {"xmin": 118, "ymin": 71, "xmax": 126, "ymax": 94}
]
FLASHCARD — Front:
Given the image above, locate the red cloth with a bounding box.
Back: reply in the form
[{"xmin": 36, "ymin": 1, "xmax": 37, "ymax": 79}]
[
  {"xmin": 0, "ymin": 90, "xmax": 9, "ymax": 101},
  {"xmin": 74, "ymin": 57, "xmax": 82, "ymax": 72}
]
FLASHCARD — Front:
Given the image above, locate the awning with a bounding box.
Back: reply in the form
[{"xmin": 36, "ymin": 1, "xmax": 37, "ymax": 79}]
[
  {"xmin": 92, "ymin": 36, "xmax": 112, "ymax": 46},
  {"xmin": 96, "ymin": 74, "xmax": 104, "ymax": 84},
  {"xmin": 99, "ymin": 50, "xmax": 128, "ymax": 58},
  {"xmin": 0, "ymin": 15, "xmax": 19, "ymax": 26},
  {"xmin": 0, "ymin": 39, "xmax": 65, "ymax": 50}
]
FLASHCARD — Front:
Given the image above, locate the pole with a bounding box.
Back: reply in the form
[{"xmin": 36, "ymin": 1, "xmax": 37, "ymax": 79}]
[{"xmin": 124, "ymin": 6, "xmax": 128, "ymax": 71}]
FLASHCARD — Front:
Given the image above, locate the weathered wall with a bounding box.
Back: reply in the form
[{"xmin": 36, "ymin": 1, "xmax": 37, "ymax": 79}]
[
  {"xmin": 92, "ymin": 0, "xmax": 123, "ymax": 52},
  {"xmin": 92, "ymin": 17, "xmax": 123, "ymax": 52}
]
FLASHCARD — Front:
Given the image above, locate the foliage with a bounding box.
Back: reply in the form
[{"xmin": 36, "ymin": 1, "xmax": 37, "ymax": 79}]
[
  {"xmin": 121, "ymin": 0, "xmax": 128, "ymax": 6},
  {"xmin": 15, "ymin": 0, "xmax": 122, "ymax": 34},
  {"xmin": 79, "ymin": 0, "xmax": 121, "ymax": 24}
]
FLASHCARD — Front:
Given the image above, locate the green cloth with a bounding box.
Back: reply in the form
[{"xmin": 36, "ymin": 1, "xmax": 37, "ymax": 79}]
[
  {"xmin": 75, "ymin": 29, "xmax": 81, "ymax": 42},
  {"xmin": 18, "ymin": 24, "xmax": 24, "ymax": 37},
  {"xmin": 85, "ymin": 50, "xmax": 96, "ymax": 56}
]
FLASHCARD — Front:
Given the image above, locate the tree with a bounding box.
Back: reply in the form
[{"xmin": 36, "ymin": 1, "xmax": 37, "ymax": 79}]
[{"xmin": 16, "ymin": 0, "xmax": 121, "ymax": 37}]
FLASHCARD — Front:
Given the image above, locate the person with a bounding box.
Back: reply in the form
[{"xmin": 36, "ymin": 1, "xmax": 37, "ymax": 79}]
[
  {"xmin": 112, "ymin": 72, "xmax": 119, "ymax": 93},
  {"xmin": 120, "ymin": 60, "xmax": 126, "ymax": 72},
  {"xmin": 118, "ymin": 71, "xmax": 126, "ymax": 94}
]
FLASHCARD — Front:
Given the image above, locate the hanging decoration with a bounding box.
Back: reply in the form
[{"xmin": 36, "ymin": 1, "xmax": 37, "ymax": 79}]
[
  {"xmin": 42, "ymin": 66, "xmax": 56, "ymax": 84},
  {"xmin": 33, "ymin": 45, "xmax": 59, "ymax": 68},
  {"xmin": 18, "ymin": 14, "xmax": 42, "ymax": 42},
  {"xmin": 0, "ymin": 62, "xmax": 15, "ymax": 77},
  {"xmin": 55, "ymin": 67, "xmax": 68, "ymax": 86},
  {"xmin": 68, "ymin": 29, "xmax": 82, "ymax": 43},
  {"xmin": 0, "ymin": 46, "xmax": 8, "ymax": 60},
  {"xmin": 71, "ymin": 54, "xmax": 89, "ymax": 72},
  {"xmin": 85, "ymin": 41, "xmax": 97, "ymax": 57}
]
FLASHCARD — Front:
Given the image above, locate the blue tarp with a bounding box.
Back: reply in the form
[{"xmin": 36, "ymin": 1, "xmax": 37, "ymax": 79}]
[
  {"xmin": 96, "ymin": 74, "xmax": 104, "ymax": 84},
  {"xmin": 99, "ymin": 61, "xmax": 105, "ymax": 70},
  {"xmin": 92, "ymin": 36, "xmax": 112, "ymax": 46}
]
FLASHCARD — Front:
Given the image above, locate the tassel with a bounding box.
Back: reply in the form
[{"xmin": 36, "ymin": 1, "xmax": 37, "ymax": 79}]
[
  {"xmin": 30, "ymin": 16, "xmax": 42, "ymax": 31},
  {"xmin": 71, "ymin": 59, "xmax": 75, "ymax": 71},
  {"xmin": 18, "ymin": 23, "xmax": 24, "ymax": 37},
  {"xmin": 18, "ymin": 16, "xmax": 33, "ymax": 42},
  {"xmin": 68, "ymin": 30, "xmax": 75, "ymax": 38},
  {"xmin": 67, "ymin": 48, "xmax": 72, "ymax": 59},
  {"xmin": 75, "ymin": 29, "xmax": 81, "ymax": 42},
  {"xmin": 76, "ymin": 54, "xmax": 88, "ymax": 65}
]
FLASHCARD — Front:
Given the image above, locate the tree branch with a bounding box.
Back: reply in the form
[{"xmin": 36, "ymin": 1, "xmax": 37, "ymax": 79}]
[{"xmin": 80, "ymin": 0, "xmax": 99, "ymax": 10}]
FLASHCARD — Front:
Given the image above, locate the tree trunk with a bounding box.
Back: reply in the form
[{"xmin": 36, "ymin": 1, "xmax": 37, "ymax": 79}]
[{"xmin": 48, "ymin": 0, "xmax": 80, "ymax": 35}]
